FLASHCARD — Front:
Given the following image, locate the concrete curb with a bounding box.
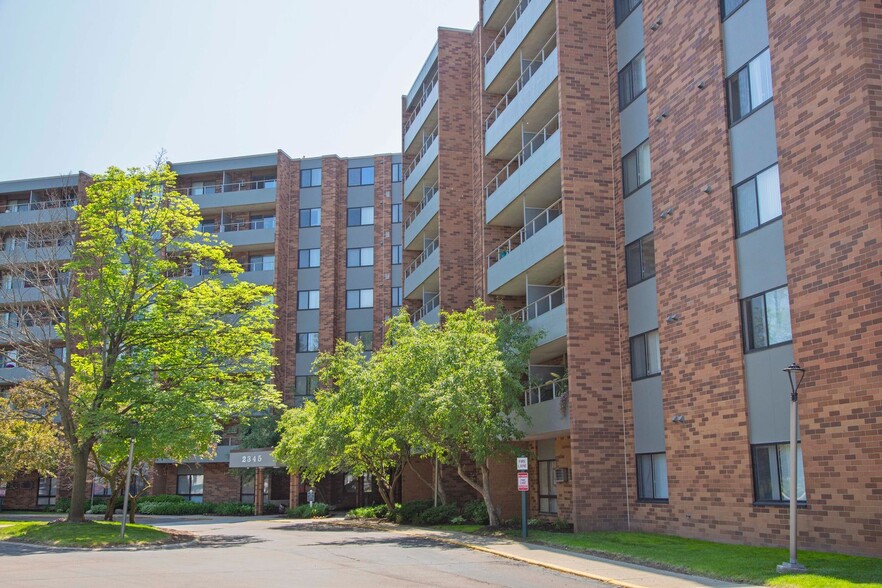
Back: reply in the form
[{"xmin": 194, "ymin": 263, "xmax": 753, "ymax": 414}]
[{"xmin": 0, "ymin": 537, "xmax": 199, "ymax": 552}]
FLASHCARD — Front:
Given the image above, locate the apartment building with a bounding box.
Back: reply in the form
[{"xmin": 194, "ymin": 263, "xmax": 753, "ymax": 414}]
[
  {"xmin": 1, "ymin": 150, "xmax": 403, "ymax": 510},
  {"xmin": 401, "ymin": 0, "xmax": 881, "ymax": 556}
]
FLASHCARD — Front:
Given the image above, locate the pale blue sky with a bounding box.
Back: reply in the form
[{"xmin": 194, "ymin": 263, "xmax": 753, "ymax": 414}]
[{"xmin": 0, "ymin": 0, "xmax": 477, "ymax": 180}]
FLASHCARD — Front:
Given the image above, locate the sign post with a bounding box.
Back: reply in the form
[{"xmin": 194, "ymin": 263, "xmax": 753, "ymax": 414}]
[
  {"xmin": 307, "ymin": 488, "xmax": 315, "ymax": 508},
  {"xmin": 517, "ymin": 457, "xmax": 529, "ymax": 539}
]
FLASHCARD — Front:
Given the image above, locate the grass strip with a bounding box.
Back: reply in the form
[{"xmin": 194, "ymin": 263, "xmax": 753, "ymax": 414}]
[{"xmin": 0, "ymin": 519, "xmax": 177, "ymax": 547}]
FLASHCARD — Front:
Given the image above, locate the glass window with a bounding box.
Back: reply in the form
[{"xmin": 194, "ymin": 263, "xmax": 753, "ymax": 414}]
[
  {"xmin": 752, "ymin": 443, "xmax": 806, "ymax": 503},
  {"xmin": 348, "ymin": 166, "xmax": 375, "ymax": 186},
  {"xmin": 300, "ymin": 168, "xmax": 322, "ymax": 188},
  {"xmin": 296, "ymin": 332, "xmax": 319, "ymax": 353},
  {"xmin": 742, "ymin": 286, "xmax": 792, "ymax": 351},
  {"xmin": 37, "ymin": 476, "xmax": 57, "ymax": 506},
  {"xmin": 538, "ymin": 460, "xmax": 558, "ymax": 514},
  {"xmin": 250, "ymin": 214, "xmax": 275, "ymax": 230},
  {"xmin": 391, "ymin": 287, "xmax": 402, "ymax": 308},
  {"xmin": 618, "ymin": 51, "xmax": 646, "ymax": 110},
  {"xmin": 297, "ymin": 290, "xmax": 320, "ymax": 310},
  {"xmin": 630, "ymin": 329, "xmax": 661, "ymax": 380},
  {"xmin": 176, "ymin": 474, "xmax": 204, "ymax": 503},
  {"xmin": 623, "ymin": 141, "xmax": 651, "ymax": 196},
  {"xmin": 728, "ymin": 49, "xmax": 773, "ymax": 124},
  {"xmin": 346, "ymin": 331, "xmax": 374, "ymax": 349},
  {"xmin": 391, "ymin": 203, "xmax": 402, "ymax": 223},
  {"xmin": 735, "ymin": 164, "xmax": 782, "ymax": 235},
  {"xmin": 625, "ymin": 232, "xmax": 655, "ymax": 286},
  {"xmin": 392, "ymin": 245, "xmax": 402, "ymax": 265},
  {"xmin": 614, "ymin": 0, "xmax": 642, "ymax": 26},
  {"xmin": 391, "ymin": 163, "xmax": 402, "ymax": 183},
  {"xmin": 298, "ymin": 248, "xmax": 320, "ymax": 268},
  {"xmin": 347, "ymin": 206, "xmax": 375, "ymax": 227},
  {"xmin": 721, "ymin": 0, "xmax": 748, "ymax": 19},
  {"xmin": 637, "ymin": 453, "xmax": 668, "ymax": 500},
  {"xmin": 294, "ymin": 375, "xmax": 319, "ymax": 406},
  {"xmin": 299, "ymin": 208, "xmax": 321, "ymax": 228},
  {"xmin": 346, "ymin": 288, "xmax": 374, "ymax": 309},
  {"xmin": 346, "ymin": 247, "xmax": 374, "ymax": 267},
  {"xmin": 240, "ymin": 477, "xmax": 255, "ymax": 504},
  {"xmin": 249, "ymin": 254, "xmax": 275, "ymax": 272}
]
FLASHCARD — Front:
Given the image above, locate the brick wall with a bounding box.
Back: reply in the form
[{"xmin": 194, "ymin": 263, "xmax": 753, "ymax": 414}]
[
  {"xmin": 319, "ymin": 157, "xmax": 347, "ymax": 350},
  {"xmin": 373, "ymin": 155, "xmax": 394, "ymax": 346},
  {"xmin": 274, "ymin": 152, "xmax": 300, "ymax": 405},
  {"xmin": 203, "ymin": 464, "xmax": 242, "ymax": 503}
]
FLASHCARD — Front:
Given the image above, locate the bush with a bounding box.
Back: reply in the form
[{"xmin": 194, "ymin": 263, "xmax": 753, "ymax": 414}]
[
  {"xmin": 463, "ymin": 500, "xmax": 490, "ymax": 525},
  {"xmin": 397, "ymin": 499, "xmax": 434, "ymax": 524},
  {"xmin": 552, "ymin": 517, "xmax": 571, "ymax": 532},
  {"xmin": 286, "ymin": 502, "xmax": 330, "ymax": 518},
  {"xmin": 87, "ymin": 503, "xmax": 107, "ymax": 514},
  {"xmin": 139, "ymin": 494, "xmax": 187, "ymax": 504},
  {"xmin": 416, "ymin": 503, "xmax": 459, "ymax": 525},
  {"xmin": 527, "ymin": 518, "xmax": 542, "ymax": 528},
  {"xmin": 212, "ymin": 503, "xmax": 254, "ymax": 516},
  {"xmin": 137, "ymin": 500, "xmax": 211, "ymax": 515},
  {"xmin": 346, "ymin": 504, "xmax": 388, "ymax": 519},
  {"xmin": 450, "ymin": 516, "xmax": 466, "ymax": 525}
]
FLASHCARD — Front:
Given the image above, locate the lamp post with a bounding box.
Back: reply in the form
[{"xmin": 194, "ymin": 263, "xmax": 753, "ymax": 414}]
[
  {"xmin": 777, "ymin": 363, "xmax": 806, "ymax": 574},
  {"xmin": 119, "ymin": 420, "xmax": 138, "ymax": 542}
]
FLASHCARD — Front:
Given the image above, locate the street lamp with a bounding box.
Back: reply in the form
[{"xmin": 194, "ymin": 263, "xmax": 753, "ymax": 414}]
[
  {"xmin": 119, "ymin": 420, "xmax": 138, "ymax": 542},
  {"xmin": 777, "ymin": 363, "xmax": 806, "ymax": 574}
]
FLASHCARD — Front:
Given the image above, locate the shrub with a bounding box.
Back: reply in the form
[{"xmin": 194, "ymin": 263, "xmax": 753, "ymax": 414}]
[
  {"xmin": 139, "ymin": 494, "xmax": 187, "ymax": 504},
  {"xmin": 137, "ymin": 500, "xmax": 211, "ymax": 515},
  {"xmin": 347, "ymin": 504, "xmax": 387, "ymax": 519},
  {"xmin": 552, "ymin": 517, "xmax": 571, "ymax": 532},
  {"xmin": 212, "ymin": 503, "xmax": 254, "ymax": 516},
  {"xmin": 449, "ymin": 515, "xmax": 466, "ymax": 525},
  {"xmin": 397, "ymin": 499, "xmax": 434, "ymax": 524},
  {"xmin": 416, "ymin": 503, "xmax": 459, "ymax": 525},
  {"xmin": 87, "ymin": 503, "xmax": 107, "ymax": 514},
  {"xmin": 286, "ymin": 502, "xmax": 330, "ymax": 518},
  {"xmin": 527, "ymin": 518, "xmax": 542, "ymax": 528},
  {"xmin": 463, "ymin": 500, "xmax": 490, "ymax": 525}
]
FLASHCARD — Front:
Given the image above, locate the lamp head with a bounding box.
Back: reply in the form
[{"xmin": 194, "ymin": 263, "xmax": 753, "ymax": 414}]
[{"xmin": 783, "ymin": 363, "xmax": 805, "ymax": 401}]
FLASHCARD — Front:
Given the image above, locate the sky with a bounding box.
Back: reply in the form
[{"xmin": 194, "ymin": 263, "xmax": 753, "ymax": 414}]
[{"xmin": 0, "ymin": 0, "xmax": 478, "ymax": 180}]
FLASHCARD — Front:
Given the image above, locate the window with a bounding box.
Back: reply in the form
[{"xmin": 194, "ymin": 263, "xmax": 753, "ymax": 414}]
[
  {"xmin": 299, "ymin": 208, "xmax": 321, "ymax": 228},
  {"xmin": 630, "ymin": 329, "xmax": 661, "ymax": 380},
  {"xmin": 538, "ymin": 460, "xmax": 558, "ymax": 514},
  {"xmin": 741, "ymin": 286, "xmax": 791, "ymax": 351},
  {"xmin": 636, "ymin": 453, "xmax": 668, "ymax": 500},
  {"xmin": 298, "ymin": 248, "xmax": 321, "ymax": 268},
  {"xmin": 250, "ymin": 214, "xmax": 275, "ymax": 230},
  {"xmin": 249, "ymin": 254, "xmax": 275, "ymax": 272},
  {"xmin": 391, "ymin": 287, "xmax": 402, "ymax": 308},
  {"xmin": 346, "ymin": 331, "xmax": 374, "ymax": 349},
  {"xmin": 721, "ymin": 0, "xmax": 749, "ymax": 20},
  {"xmin": 614, "ymin": 0, "xmax": 641, "ymax": 26},
  {"xmin": 177, "ymin": 474, "xmax": 204, "ymax": 503},
  {"xmin": 391, "ymin": 163, "xmax": 402, "ymax": 183},
  {"xmin": 391, "ymin": 245, "xmax": 402, "ymax": 265},
  {"xmin": 625, "ymin": 232, "xmax": 655, "ymax": 287},
  {"xmin": 752, "ymin": 443, "xmax": 806, "ymax": 503},
  {"xmin": 297, "ymin": 290, "xmax": 320, "ymax": 310},
  {"xmin": 300, "ymin": 168, "xmax": 322, "ymax": 188},
  {"xmin": 91, "ymin": 477, "xmax": 112, "ymax": 499},
  {"xmin": 37, "ymin": 476, "xmax": 57, "ymax": 506},
  {"xmin": 240, "ymin": 477, "xmax": 255, "ymax": 504},
  {"xmin": 346, "ymin": 288, "xmax": 374, "ymax": 309},
  {"xmin": 296, "ymin": 332, "xmax": 319, "ymax": 353},
  {"xmin": 622, "ymin": 140, "xmax": 651, "ymax": 196},
  {"xmin": 391, "ymin": 203, "xmax": 402, "ymax": 223},
  {"xmin": 734, "ymin": 164, "xmax": 782, "ymax": 236},
  {"xmin": 348, "ymin": 166, "xmax": 375, "ymax": 186},
  {"xmin": 347, "ymin": 206, "xmax": 374, "ymax": 226},
  {"xmin": 346, "ymin": 247, "xmax": 374, "ymax": 267},
  {"xmin": 727, "ymin": 49, "xmax": 773, "ymax": 125},
  {"xmin": 294, "ymin": 375, "xmax": 319, "ymax": 406},
  {"xmin": 618, "ymin": 51, "xmax": 646, "ymax": 110}
]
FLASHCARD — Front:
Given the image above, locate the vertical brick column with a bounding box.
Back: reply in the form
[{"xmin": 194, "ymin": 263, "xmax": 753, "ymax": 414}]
[
  {"xmin": 319, "ymin": 157, "xmax": 347, "ymax": 351},
  {"xmin": 255, "ymin": 468, "xmax": 265, "ymax": 514},
  {"xmin": 373, "ymin": 155, "xmax": 393, "ymax": 346},
  {"xmin": 274, "ymin": 152, "xmax": 301, "ymax": 405},
  {"xmin": 289, "ymin": 471, "xmax": 301, "ymax": 507}
]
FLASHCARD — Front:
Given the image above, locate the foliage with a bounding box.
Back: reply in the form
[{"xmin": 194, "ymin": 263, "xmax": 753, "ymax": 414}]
[
  {"xmin": 87, "ymin": 504, "xmax": 107, "ymax": 514},
  {"xmin": 0, "ymin": 387, "xmax": 64, "ymax": 484},
  {"xmin": 139, "ymin": 494, "xmax": 187, "ymax": 504},
  {"xmin": 0, "ymin": 520, "xmax": 173, "ymax": 547},
  {"xmin": 134, "ymin": 500, "xmax": 252, "ymax": 516},
  {"xmin": 416, "ymin": 503, "xmax": 459, "ymax": 525},
  {"xmin": 449, "ymin": 516, "xmax": 466, "ymax": 525},
  {"xmin": 286, "ymin": 502, "xmax": 330, "ymax": 518},
  {"xmin": 210, "ymin": 502, "xmax": 254, "ymax": 516},
  {"xmin": 462, "ymin": 500, "xmax": 490, "ymax": 525},
  {"xmin": 346, "ymin": 504, "xmax": 391, "ymax": 519},
  {"xmin": 396, "ymin": 499, "xmax": 434, "ymax": 524}
]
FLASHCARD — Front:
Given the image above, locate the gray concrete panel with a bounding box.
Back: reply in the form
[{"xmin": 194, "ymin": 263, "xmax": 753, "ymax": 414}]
[
  {"xmin": 296, "ymin": 352, "xmax": 318, "ymax": 375},
  {"xmin": 730, "ymin": 102, "xmax": 778, "ymax": 184},
  {"xmin": 744, "ymin": 343, "xmax": 797, "ymax": 444},
  {"xmin": 0, "ymin": 174, "xmax": 79, "ymax": 193},
  {"xmin": 347, "ymin": 226, "xmax": 375, "ymax": 248},
  {"xmin": 627, "ymin": 277, "xmax": 659, "ymax": 337},
  {"xmin": 298, "ymin": 227, "xmax": 321, "ymax": 249},
  {"xmin": 297, "ymin": 268, "xmax": 320, "ymax": 289},
  {"xmin": 299, "ymin": 187, "xmax": 323, "ymax": 209},
  {"xmin": 623, "ymin": 183, "xmax": 653, "ymax": 244},
  {"xmin": 633, "ymin": 376, "xmax": 665, "ymax": 454},
  {"xmin": 620, "ymin": 92, "xmax": 650, "ymax": 156},
  {"xmin": 296, "ymin": 310, "xmax": 319, "ymax": 332},
  {"xmin": 346, "ymin": 309, "xmax": 374, "ymax": 332},
  {"xmin": 736, "ymin": 220, "xmax": 788, "ymax": 298},
  {"xmin": 722, "ymin": 0, "xmax": 770, "ymax": 76},
  {"xmin": 346, "ymin": 267, "xmax": 375, "ymax": 289},
  {"xmin": 347, "ymin": 185, "xmax": 375, "ymax": 207},
  {"xmin": 616, "ymin": 4, "xmax": 644, "ymax": 70},
  {"xmin": 171, "ymin": 153, "xmax": 277, "ymax": 175}
]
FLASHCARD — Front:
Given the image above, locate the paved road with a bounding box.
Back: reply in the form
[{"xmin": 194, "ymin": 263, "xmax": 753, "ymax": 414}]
[{"xmin": 0, "ymin": 516, "xmax": 604, "ymax": 587}]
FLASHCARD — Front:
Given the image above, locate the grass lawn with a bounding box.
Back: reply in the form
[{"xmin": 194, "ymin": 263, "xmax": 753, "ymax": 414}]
[
  {"xmin": 0, "ymin": 520, "xmax": 177, "ymax": 547},
  {"xmin": 433, "ymin": 524, "xmax": 484, "ymax": 533},
  {"xmin": 502, "ymin": 530, "xmax": 881, "ymax": 588}
]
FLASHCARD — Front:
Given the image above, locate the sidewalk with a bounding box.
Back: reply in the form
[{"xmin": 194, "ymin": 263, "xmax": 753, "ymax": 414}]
[{"xmin": 349, "ymin": 522, "xmax": 761, "ymax": 588}]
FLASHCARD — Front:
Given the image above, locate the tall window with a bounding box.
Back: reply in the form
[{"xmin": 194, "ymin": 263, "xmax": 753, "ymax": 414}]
[
  {"xmin": 346, "ymin": 288, "xmax": 374, "ymax": 309},
  {"xmin": 636, "ymin": 453, "xmax": 668, "ymax": 500},
  {"xmin": 346, "ymin": 247, "xmax": 374, "ymax": 267},
  {"xmin": 630, "ymin": 329, "xmax": 661, "ymax": 380},
  {"xmin": 618, "ymin": 51, "xmax": 646, "ymax": 110},
  {"xmin": 240, "ymin": 477, "xmax": 255, "ymax": 504},
  {"xmin": 721, "ymin": 0, "xmax": 749, "ymax": 20},
  {"xmin": 36, "ymin": 476, "xmax": 57, "ymax": 506},
  {"xmin": 538, "ymin": 460, "xmax": 558, "ymax": 514},
  {"xmin": 300, "ymin": 168, "xmax": 322, "ymax": 188},
  {"xmin": 614, "ymin": 0, "xmax": 641, "ymax": 26},
  {"xmin": 297, "ymin": 290, "xmax": 320, "ymax": 310},
  {"xmin": 299, "ymin": 208, "xmax": 321, "ymax": 228},
  {"xmin": 622, "ymin": 141, "xmax": 651, "ymax": 196},
  {"xmin": 742, "ymin": 286, "xmax": 791, "ymax": 351},
  {"xmin": 249, "ymin": 254, "xmax": 275, "ymax": 272},
  {"xmin": 391, "ymin": 245, "xmax": 402, "ymax": 265},
  {"xmin": 391, "ymin": 163, "xmax": 402, "ymax": 183},
  {"xmin": 176, "ymin": 473, "xmax": 204, "ymax": 503},
  {"xmin": 727, "ymin": 49, "xmax": 773, "ymax": 125},
  {"xmin": 346, "ymin": 331, "xmax": 374, "ymax": 349},
  {"xmin": 294, "ymin": 375, "xmax": 319, "ymax": 406},
  {"xmin": 625, "ymin": 232, "xmax": 655, "ymax": 287},
  {"xmin": 391, "ymin": 287, "xmax": 402, "ymax": 308},
  {"xmin": 752, "ymin": 443, "xmax": 806, "ymax": 503},
  {"xmin": 347, "ymin": 206, "xmax": 374, "ymax": 226},
  {"xmin": 298, "ymin": 248, "xmax": 321, "ymax": 268},
  {"xmin": 391, "ymin": 203, "xmax": 402, "ymax": 223},
  {"xmin": 734, "ymin": 164, "xmax": 782, "ymax": 236},
  {"xmin": 348, "ymin": 166, "xmax": 375, "ymax": 186},
  {"xmin": 296, "ymin": 332, "xmax": 319, "ymax": 353}
]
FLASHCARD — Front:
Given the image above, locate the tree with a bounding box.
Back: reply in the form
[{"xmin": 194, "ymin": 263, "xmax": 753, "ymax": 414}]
[
  {"xmin": 0, "ymin": 161, "xmax": 280, "ymax": 522},
  {"xmin": 0, "ymin": 383, "xmax": 63, "ymax": 484}
]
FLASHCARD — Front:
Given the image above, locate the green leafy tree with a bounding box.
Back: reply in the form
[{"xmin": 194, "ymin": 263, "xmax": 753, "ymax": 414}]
[{"xmin": 0, "ymin": 384, "xmax": 64, "ymax": 484}]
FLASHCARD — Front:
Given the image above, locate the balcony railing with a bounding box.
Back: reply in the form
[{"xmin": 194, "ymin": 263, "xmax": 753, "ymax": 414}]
[
  {"xmin": 485, "ymin": 112, "xmax": 560, "ymax": 199},
  {"xmin": 403, "ymin": 71, "xmax": 439, "ymax": 136},
  {"xmin": 511, "ymin": 285, "xmax": 565, "ymax": 322},
  {"xmin": 179, "ymin": 179, "xmax": 277, "ymax": 197},
  {"xmin": 403, "ymin": 182, "xmax": 439, "ymax": 230},
  {"xmin": 404, "ymin": 236, "xmax": 439, "ymax": 280},
  {"xmin": 411, "ymin": 293, "xmax": 440, "ymax": 324},
  {"xmin": 487, "ymin": 199, "xmax": 562, "ymax": 268},
  {"xmin": 199, "ymin": 218, "xmax": 276, "ymax": 233},
  {"xmin": 241, "ymin": 261, "xmax": 275, "ymax": 272},
  {"xmin": 403, "ymin": 126, "xmax": 439, "ymax": 182},
  {"xmin": 485, "ymin": 33, "xmax": 557, "ymax": 131},
  {"xmin": 2, "ymin": 199, "xmax": 76, "ymax": 213},
  {"xmin": 524, "ymin": 376, "xmax": 567, "ymax": 406},
  {"xmin": 484, "ymin": 0, "xmax": 534, "ymax": 65}
]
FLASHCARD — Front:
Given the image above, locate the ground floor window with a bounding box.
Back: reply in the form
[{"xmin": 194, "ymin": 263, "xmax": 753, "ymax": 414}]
[
  {"xmin": 538, "ymin": 460, "xmax": 558, "ymax": 514},
  {"xmin": 177, "ymin": 474, "xmax": 204, "ymax": 503},
  {"xmin": 751, "ymin": 442, "xmax": 806, "ymax": 503},
  {"xmin": 240, "ymin": 477, "xmax": 255, "ymax": 504},
  {"xmin": 37, "ymin": 476, "xmax": 57, "ymax": 506},
  {"xmin": 91, "ymin": 477, "xmax": 112, "ymax": 499},
  {"xmin": 636, "ymin": 452, "xmax": 668, "ymax": 501}
]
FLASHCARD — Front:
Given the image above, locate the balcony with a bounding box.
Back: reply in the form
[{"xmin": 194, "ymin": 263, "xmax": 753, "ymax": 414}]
[
  {"xmin": 487, "ymin": 200, "xmax": 564, "ymax": 294},
  {"xmin": 485, "ymin": 34, "xmax": 558, "ymax": 158},
  {"xmin": 485, "ymin": 113, "xmax": 561, "ymax": 225},
  {"xmin": 181, "ymin": 262, "xmax": 275, "ymax": 287},
  {"xmin": 484, "ymin": 0, "xmax": 516, "ymax": 27},
  {"xmin": 403, "ymin": 127, "xmax": 439, "ymax": 201},
  {"xmin": 484, "ymin": 0, "xmax": 555, "ymax": 91},
  {"xmin": 0, "ymin": 365, "xmax": 36, "ymax": 384},
  {"xmin": 403, "ymin": 182, "xmax": 439, "ymax": 250},
  {"xmin": 403, "ymin": 237, "xmax": 440, "ymax": 298},
  {"xmin": 405, "ymin": 46, "xmax": 438, "ymax": 110},
  {"xmin": 201, "ymin": 218, "xmax": 276, "ymax": 249},
  {"xmin": 512, "ymin": 286, "xmax": 567, "ymax": 361},
  {"xmin": 0, "ymin": 199, "xmax": 76, "ymax": 228},
  {"xmin": 403, "ymin": 72, "xmax": 439, "ymax": 154},
  {"xmin": 182, "ymin": 179, "xmax": 277, "ymax": 211},
  {"xmin": 411, "ymin": 293, "xmax": 440, "ymax": 325},
  {"xmin": 517, "ymin": 377, "xmax": 570, "ymax": 439}
]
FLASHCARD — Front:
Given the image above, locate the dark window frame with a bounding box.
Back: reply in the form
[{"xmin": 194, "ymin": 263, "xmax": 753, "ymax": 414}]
[
  {"xmin": 296, "ymin": 332, "xmax": 319, "ymax": 353},
  {"xmin": 622, "ymin": 140, "xmax": 651, "ymax": 197},
  {"xmin": 625, "ymin": 232, "xmax": 655, "ymax": 287},
  {"xmin": 750, "ymin": 442, "xmax": 807, "ymax": 505},
  {"xmin": 391, "ymin": 163, "xmax": 403, "ymax": 183},
  {"xmin": 726, "ymin": 47, "xmax": 773, "ymax": 126},
  {"xmin": 733, "ymin": 163, "xmax": 782, "ymax": 237},
  {"xmin": 391, "ymin": 203, "xmax": 402, "ymax": 224},
  {"xmin": 720, "ymin": 0, "xmax": 749, "ymax": 21},
  {"xmin": 346, "ymin": 246, "xmax": 375, "ymax": 268},
  {"xmin": 347, "ymin": 166, "xmax": 375, "ymax": 187},
  {"xmin": 618, "ymin": 50, "xmax": 646, "ymax": 111},
  {"xmin": 300, "ymin": 168, "xmax": 322, "ymax": 188},
  {"xmin": 740, "ymin": 285, "xmax": 792, "ymax": 353},
  {"xmin": 630, "ymin": 329, "xmax": 661, "ymax": 381},
  {"xmin": 391, "ymin": 245, "xmax": 402, "ymax": 265},
  {"xmin": 299, "ymin": 207, "xmax": 321, "ymax": 228},
  {"xmin": 297, "ymin": 290, "xmax": 320, "ymax": 310},
  {"xmin": 345, "ymin": 331, "xmax": 374, "ymax": 349},
  {"xmin": 347, "ymin": 206, "xmax": 375, "ymax": 227},
  {"xmin": 614, "ymin": 0, "xmax": 642, "ymax": 26},
  {"xmin": 636, "ymin": 452, "xmax": 669, "ymax": 502},
  {"xmin": 538, "ymin": 459, "xmax": 559, "ymax": 514},
  {"xmin": 36, "ymin": 475, "xmax": 57, "ymax": 506},
  {"xmin": 294, "ymin": 375, "xmax": 319, "ymax": 406},
  {"xmin": 345, "ymin": 288, "xmax": 374, "ymax": 310},
  {"xmin": 391, "ymin": 287, "xmax": 402, "ymax": 308},
  {"xmin": 298, "ymin": 248, "xmax": 320, "ymax": 268},
  {"xmin": 176, "ymin": 474, "xmax": 204, "ymax": 503}
]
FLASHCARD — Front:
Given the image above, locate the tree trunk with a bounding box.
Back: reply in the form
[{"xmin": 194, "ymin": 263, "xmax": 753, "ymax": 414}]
[
  {"xmin": 66, "ymin": 446, "xmax": 90, "ymax": 523},
  {"xmin": 456, "ymin": 461, "xmax": 500, "ymax": 527},
  {"xmin": 375, "ymin": 479, "xmax": 395, "ymax": 511},
  {"xmin": 103, "ymin": 489, "xmax": 120, "ymax": 521},
  {"xmin": 128, "ymin": 497, "xmax": 137, "ymax": 524}
]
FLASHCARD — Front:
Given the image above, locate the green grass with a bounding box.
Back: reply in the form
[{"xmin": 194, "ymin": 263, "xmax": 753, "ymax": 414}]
[
  {"xmin": 502, "ymin": 530, "xmax": 881, "ymax": 588},
  {"xmin": 433, "ymin": 524, "xmax": 483, "ymax": 533},
  {"xmin": 0, "ymin": 520, "xmax": 176, "ymax": 547}
]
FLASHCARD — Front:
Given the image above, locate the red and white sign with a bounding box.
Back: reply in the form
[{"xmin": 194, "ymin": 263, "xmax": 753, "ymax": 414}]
[{"xmin": 517, "ymin": 472, "xmax": 529, "ymax": 492}]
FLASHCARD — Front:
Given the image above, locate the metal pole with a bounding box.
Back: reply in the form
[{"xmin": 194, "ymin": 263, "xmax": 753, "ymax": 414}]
[
  {"xmin": 521, "ymin": 490, "xmax": 527, "ymax": 539},
  {"xmin": 788, "ymin": 395, "xmax": 798, "ymax": 565},
  {"xmin": 119, "ymin": 435, "xmax": 135, "ymax": 541}
]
